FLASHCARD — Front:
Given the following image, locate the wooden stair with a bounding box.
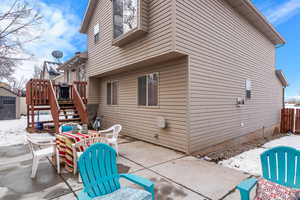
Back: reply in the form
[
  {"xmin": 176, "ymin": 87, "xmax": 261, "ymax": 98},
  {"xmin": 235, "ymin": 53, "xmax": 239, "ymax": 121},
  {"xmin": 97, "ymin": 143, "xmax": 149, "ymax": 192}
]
[
  {"xmin": 58, "ymin": 100, "xmax": 82, "ymax": 124},
  {"xmin": 26, "ymin": 79, "xmax": 88, "ymax": 133}
]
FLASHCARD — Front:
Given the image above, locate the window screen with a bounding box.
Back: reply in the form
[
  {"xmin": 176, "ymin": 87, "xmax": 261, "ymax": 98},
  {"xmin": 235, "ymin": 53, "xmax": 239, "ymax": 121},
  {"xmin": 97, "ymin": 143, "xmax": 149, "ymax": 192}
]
[
  {"xmin": 107, "ymin": 82, "xmax": 112, "ymax": 105},
  {"xmin": 107, "ymin": 81, "xmax": 118, "ymax": 105},
  {"xmin": 138, "ymin": 73, "xmax": 158, "ymax": 106}
]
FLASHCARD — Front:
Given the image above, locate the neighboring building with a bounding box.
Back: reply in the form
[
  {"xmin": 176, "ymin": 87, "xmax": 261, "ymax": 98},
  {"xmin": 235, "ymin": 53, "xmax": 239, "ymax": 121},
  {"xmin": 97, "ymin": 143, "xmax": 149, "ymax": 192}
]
[
  {"xmin": 57, "ymin": 52, "xmax": 88, "ymax": 84},
  {"xmin": 40, "ymin": 61, "xmax": 62, "ymax": 80},
  {"xmin": 52, "ymin": 74, "xmax": 65, "ymax": 84},
  {"xmin": 80, "ymin": 0, "xmax": 288, "ymax": 153},
  {"xmin": 0, "ymin": 87, "xmax": 20, "ymax": 120}
]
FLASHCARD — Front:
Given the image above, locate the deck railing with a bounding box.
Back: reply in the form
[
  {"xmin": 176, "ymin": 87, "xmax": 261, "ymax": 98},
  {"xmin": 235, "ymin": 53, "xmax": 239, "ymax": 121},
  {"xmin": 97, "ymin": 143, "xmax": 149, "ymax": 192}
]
[
  {"xmin": 49, "ymin": 80, "xmax": 61, "ymax": 133},
  {"xmin": 26, "ymin": 79, "xmax": 50, "ymax": 106},
  {"xmin": 74, "ymin": 81, "xmax": 87, "ymax": 104},
  {"xmin": 26, "ymin": 79, "xmax": 88, "ymax": 106},
  {"xmin": 72, "ymin": 83, "xmax": 89, "ymax": 124}
]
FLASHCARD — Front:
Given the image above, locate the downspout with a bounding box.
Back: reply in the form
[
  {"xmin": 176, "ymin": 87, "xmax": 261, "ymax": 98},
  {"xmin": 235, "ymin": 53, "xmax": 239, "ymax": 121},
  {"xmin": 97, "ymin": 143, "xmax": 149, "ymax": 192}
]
[
  {"xmin": 275, "ymin": 44, "xmax": 285, "ymax": 49},
  {"xmin": 275, "ymin": 43, "xmax": 285, "ymax": 108},
  {"xmin": 283, "ymin": 87, "xmax": 285, "ymax": 108}
]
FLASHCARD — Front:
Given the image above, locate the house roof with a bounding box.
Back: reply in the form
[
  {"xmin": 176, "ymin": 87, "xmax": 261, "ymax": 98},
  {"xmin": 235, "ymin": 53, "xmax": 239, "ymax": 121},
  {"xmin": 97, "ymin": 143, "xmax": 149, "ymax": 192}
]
[
  {"xmin": 80, "ymin": 0, "xmax": 97, "ymax": 34},
  {"xmin": 0, "ymin": 86, "xmax": 19, "ymax": 96},
  {"xmin": 276, "ymin": 70, "xmax": 288, "ymax": 87},
  {"xmin": 57, "ymin": 52, "xmax": 88, "ymax": 70},
  {"xmin": 80, "ymin": 0, "xmax": 285, "ymax": 45},
  {"xmin": 225, "ymin": 0, "xmax": 285, "ymax": 45}
]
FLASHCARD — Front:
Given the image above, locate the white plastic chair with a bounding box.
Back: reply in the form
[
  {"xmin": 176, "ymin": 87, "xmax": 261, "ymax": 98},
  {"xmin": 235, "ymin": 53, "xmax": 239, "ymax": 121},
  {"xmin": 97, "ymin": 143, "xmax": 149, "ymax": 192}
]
[
  {"xmin": 99, "ymin": 124, "xmax": 122, "ymax": 155},
  {"xmin": 58, "ymin": 123, "xmax": 82, "ymax": 134},
  {"xmin": 26, "ymin": 135, "xmax": 60, "ymax": 178},
  {"xmin": 72, "ymin": 137, "xmax": 106, "ymax": 181}
]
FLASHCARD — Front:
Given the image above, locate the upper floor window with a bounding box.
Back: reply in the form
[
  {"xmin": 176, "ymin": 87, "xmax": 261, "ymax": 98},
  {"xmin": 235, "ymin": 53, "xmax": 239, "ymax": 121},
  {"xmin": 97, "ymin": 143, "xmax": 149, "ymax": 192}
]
[
  {"xmin": 113, "ymin": 0, "xmax": 138, "ymax": 39},
  {"xmin": 138, "ymin": 73, "xmax": 158, "ymax": 106},
  {"xmin": 245, "ymin": 79, "xmax": 251, "ymax": 99},
  {"xmin": 107, "ymin": 80, "xmax": 119, "ymax": 105},
  {"xmin": 94, "ymin": 23, "xmax": 100, "ymax": 44}
]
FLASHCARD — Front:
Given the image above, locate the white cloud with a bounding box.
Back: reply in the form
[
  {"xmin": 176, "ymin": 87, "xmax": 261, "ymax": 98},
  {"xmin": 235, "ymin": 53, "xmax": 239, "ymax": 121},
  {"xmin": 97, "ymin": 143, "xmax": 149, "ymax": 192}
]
[
  {"xmin": 266, "ymin": 0, "xmax": 300, "ymax": 25},
  {"xmin": 0, "ymin": 0, "xmax": 85, "ymax": 81}
]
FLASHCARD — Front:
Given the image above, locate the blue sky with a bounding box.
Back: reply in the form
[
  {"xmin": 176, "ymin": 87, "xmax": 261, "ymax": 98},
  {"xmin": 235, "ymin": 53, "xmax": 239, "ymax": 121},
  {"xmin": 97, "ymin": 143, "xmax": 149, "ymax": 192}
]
[{"xmin": 2, "ymin": 0, "xmax": 299, "ymax": 98}]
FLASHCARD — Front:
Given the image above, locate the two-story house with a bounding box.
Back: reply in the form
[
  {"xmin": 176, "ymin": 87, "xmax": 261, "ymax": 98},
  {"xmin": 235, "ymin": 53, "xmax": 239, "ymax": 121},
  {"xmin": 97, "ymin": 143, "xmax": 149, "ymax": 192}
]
[{"xmin": 80, "ymin": 0, "xmax": 288, "ymax": 154}]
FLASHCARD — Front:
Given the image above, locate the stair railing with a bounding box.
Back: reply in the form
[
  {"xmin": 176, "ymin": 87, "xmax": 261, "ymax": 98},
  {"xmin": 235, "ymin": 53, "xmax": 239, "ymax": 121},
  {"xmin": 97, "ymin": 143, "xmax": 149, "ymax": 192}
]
[
  {"xmin": 72, "ymin": 84, "xmax": 89, "ymax": 124},
  {"xmin": 49, "ymin": 80, "xmax": 61, "ymax": 133},
  {"xmin": 74, "ymin": 81, "xmax": 88, "ymax": 104}
]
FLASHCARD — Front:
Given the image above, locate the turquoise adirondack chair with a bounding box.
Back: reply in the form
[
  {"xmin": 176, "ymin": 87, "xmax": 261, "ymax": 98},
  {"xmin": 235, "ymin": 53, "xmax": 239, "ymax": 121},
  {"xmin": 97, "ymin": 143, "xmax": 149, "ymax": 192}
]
[
  {"xmin": 237, "ymin": 146, "xmax": 300, "ymax": 200},
  {"xmin": 77, "ymin": 143, "xmax": 155, "ymax": 200}
]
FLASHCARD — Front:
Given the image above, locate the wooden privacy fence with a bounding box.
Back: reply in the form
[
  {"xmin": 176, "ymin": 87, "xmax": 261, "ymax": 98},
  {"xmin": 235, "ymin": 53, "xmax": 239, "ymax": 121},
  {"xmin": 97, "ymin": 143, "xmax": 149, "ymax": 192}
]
[{"xmin": 281, "ymin": 108, "xmax": 300, "ymax": 133}]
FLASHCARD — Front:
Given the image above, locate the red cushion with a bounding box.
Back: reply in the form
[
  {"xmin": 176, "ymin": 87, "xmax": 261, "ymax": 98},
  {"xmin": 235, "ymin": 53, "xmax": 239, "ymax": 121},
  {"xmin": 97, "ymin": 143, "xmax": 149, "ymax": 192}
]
[{"xmin": 255, "ymin": 178, "xmax": 300, "ymax": 200}]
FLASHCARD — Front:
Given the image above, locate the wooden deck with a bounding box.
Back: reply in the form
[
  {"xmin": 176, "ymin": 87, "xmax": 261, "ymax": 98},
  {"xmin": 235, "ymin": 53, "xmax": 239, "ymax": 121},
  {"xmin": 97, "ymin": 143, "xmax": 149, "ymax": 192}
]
[{"xmin": 26, "ymin": 79, "xmax": 88, "ymax": 133}]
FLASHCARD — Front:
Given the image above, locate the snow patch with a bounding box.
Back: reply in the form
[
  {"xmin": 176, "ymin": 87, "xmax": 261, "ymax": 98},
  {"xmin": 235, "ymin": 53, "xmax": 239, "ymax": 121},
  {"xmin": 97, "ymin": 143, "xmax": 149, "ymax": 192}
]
[
  {"xmin": 219, "ymin": 148, "xmax": 265, "ymax": 176},
  {"xmin": 220, "ymin": 135, "xmax": 300, "ymax": 176},
  {"xmin": 0, "ymin": 187, "xmax": 9, "ymax": 198},
  {"xmin": 0, "ymin": 115, "xmax": 52, "ymax": 147}
]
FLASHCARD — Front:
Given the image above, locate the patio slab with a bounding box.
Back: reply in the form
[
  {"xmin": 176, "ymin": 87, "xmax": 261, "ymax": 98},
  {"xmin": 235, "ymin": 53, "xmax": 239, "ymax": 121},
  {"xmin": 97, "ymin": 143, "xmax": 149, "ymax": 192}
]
[
  {"xmin": 151, "ymin": 156, "xmax": 250, "ymax": 199},
  {"xmin": 119, "ymin": 141, "xmax": 184, "ymax": 167},
  {"xmin": 223, "ymin": 187, "xmax": 257, "ymax": 200},
  {"xmin": 61, "ymin": 156, "xmax": 144, "ymax": 192},
  {"xmin": 0, "ymin": 159, "xmax": 71, "ymax": 200},
  {"xmin": 85, "ymin": 168, "xmax": 206, "ymax": 200},
  {"xmin": 52, "ymin": 192, "xmax": 77, "ymax": 200}
]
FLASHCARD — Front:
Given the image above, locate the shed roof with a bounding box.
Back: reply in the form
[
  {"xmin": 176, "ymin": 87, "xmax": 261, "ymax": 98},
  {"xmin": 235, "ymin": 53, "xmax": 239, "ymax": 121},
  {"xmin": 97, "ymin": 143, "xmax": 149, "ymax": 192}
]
[{"xmin": 0, "ymin": 87, "xmax": 19, "ymax": 96}]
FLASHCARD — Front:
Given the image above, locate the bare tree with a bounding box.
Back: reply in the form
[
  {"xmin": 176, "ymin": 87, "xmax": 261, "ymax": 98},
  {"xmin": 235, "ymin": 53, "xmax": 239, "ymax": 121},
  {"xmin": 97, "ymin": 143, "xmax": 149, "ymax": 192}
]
[
  {"xmin": 123, "ymin": 0, "xmax": 137, "ymax": 30},
  {"xmin": 7, "ymin": 75, "xmax": 27, "ymax": 96},
  {"xmin": 0, "ymin": 0, "xmax": 42, "ymax": 81}
]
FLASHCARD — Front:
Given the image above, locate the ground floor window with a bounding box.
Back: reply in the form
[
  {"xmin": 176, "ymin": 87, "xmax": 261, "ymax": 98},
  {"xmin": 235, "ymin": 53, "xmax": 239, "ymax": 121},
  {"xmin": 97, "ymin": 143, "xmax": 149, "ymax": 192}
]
[
  {"xmin": 107, "ymin": 80, "xmax": 119, "ymax": 105},
  {"xmin": 138, "ymin": 73, "xmax": 158, "ymax": 106}
]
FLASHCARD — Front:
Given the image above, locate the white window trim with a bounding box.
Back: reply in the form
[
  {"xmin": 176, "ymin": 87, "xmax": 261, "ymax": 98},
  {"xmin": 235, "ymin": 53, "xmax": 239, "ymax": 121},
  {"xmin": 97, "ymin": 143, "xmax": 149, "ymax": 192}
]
[
  {"xmin": 137, "ymin": 72, "xmax": 159, "ymax": 107},
  {"xmin": 94, "ymin": 23, "xmax": 100, "ymax": 44},
  {"xmin": 107, "ymin": 80, "xmax": 119, "ymax": 105}
]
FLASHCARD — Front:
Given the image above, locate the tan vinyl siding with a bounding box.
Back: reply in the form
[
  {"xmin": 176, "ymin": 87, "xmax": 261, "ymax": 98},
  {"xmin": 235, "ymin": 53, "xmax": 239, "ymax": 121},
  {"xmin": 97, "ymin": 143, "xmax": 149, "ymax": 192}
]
[
  {"xmin": 86, "ymin": 0, "xmax": 174, "ymax": 77},
  {"xmin": 174, "ymin": 0, "xmax": 283, "ymax": 153},
  {"xmin": 98, "ymin": 58, "xmax": 188, "ymax": 152}
]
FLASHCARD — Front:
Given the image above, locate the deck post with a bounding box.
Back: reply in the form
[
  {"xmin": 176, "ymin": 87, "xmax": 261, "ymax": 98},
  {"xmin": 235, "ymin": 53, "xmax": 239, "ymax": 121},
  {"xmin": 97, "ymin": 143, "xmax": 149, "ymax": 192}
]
[
  {"xmin": 31, "ymin": 105, "xmax": 35, "ymax": 129},
  {"xmin": 27, "ymin": 105, "xmax": 29, "ymax": 128}
]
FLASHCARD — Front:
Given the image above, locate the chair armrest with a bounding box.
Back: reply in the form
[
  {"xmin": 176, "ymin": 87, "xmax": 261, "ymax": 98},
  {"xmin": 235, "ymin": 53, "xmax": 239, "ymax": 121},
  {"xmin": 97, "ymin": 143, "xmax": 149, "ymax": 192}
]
[
  {"xmin": 37, "ymin": 142, "xmax": 56, "ymax": 146},
  {"xmin": 98, "ymin": 129, "xmax": 112, "ymax": 133},
  {"xmin": 120, "ymin": 174, "xmax": 154, "ymax": 194},
  {"xmin": 105, "ymin": 133, "xmax": 114, "ymax": 138},
  {"xmin": 237, "ymin": 178, "xmax": 257, "ymax": 200}
]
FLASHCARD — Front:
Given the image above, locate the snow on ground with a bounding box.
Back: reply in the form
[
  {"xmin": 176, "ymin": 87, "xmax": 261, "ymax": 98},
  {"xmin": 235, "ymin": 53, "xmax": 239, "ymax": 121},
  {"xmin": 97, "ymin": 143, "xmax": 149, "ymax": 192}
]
[
  {"xmin": 0, "ymin": 115, "xmax": 53, "ymax": 147},
  {"xmin": 219, "ymin": 134, "xmax": 300, "ymax": 176}
]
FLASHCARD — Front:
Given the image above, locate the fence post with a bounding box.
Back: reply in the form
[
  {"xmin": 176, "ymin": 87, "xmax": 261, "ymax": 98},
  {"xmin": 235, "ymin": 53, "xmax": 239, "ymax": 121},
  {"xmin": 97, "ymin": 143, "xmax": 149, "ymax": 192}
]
[{"xmin": 293, "ymin": 108, "xmax": 296, "ymax": 133}]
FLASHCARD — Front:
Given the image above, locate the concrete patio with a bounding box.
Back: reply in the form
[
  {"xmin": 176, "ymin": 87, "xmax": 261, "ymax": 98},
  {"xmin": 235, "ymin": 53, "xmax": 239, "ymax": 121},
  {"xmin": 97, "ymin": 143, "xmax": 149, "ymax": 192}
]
[{"xmin": 0, "ymin": 137, "xmax": 256, "ymax": 200}]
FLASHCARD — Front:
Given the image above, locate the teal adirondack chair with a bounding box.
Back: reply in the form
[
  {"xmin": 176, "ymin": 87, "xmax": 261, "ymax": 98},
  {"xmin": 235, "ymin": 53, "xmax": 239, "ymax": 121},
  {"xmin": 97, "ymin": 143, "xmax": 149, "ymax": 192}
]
[
  {"xmin": 237, "ymin": 146, "xmax": 300, "ymax": 200},
  {"xmin": 77, "ymin": 143, "xmax": 155, "ymax": 200}
]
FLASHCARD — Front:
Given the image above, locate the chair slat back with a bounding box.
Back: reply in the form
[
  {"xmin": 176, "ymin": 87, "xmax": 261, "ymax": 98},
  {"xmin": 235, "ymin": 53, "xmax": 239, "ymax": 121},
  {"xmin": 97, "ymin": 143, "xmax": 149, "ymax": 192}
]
[
  {"xmin": 261, "ymin": 146, "xmax": 300, "ymax": 188},
  {"xmin": 73, "ymin": 137, "xmax": 106, "ymax": 152},
  {"xmin": 78, "ymin": 143, "xmax": 120, "ymax": 198},
  {"xmin": 112, "ymin": 124, "xmax": 122, "ymax": 139}
]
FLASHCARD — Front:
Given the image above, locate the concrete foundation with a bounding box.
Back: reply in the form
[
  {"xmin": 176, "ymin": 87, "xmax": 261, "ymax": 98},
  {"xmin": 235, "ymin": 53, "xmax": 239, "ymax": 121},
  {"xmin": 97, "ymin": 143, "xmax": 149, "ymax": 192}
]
[{"xmin": 193, "ymin": 123, "xmax": 281, "ymax": 155}]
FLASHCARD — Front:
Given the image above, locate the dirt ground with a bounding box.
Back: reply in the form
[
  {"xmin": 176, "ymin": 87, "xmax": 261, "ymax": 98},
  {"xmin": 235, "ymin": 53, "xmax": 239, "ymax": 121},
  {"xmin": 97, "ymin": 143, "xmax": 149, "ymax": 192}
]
[{"xmin": 198, "ymin": 132, "xmax": 290, "ymax": 163}]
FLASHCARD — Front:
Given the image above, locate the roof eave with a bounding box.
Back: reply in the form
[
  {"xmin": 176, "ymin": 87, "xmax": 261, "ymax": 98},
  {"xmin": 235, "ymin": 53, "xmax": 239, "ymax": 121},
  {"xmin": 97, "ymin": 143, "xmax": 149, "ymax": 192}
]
[
  {"xmin": 226, "ymin": 0, "xmax": 285, "ymax": 45},
  {"xmin": 80, "ymin": 0, "xmax": 97, "ymax": 34}
]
